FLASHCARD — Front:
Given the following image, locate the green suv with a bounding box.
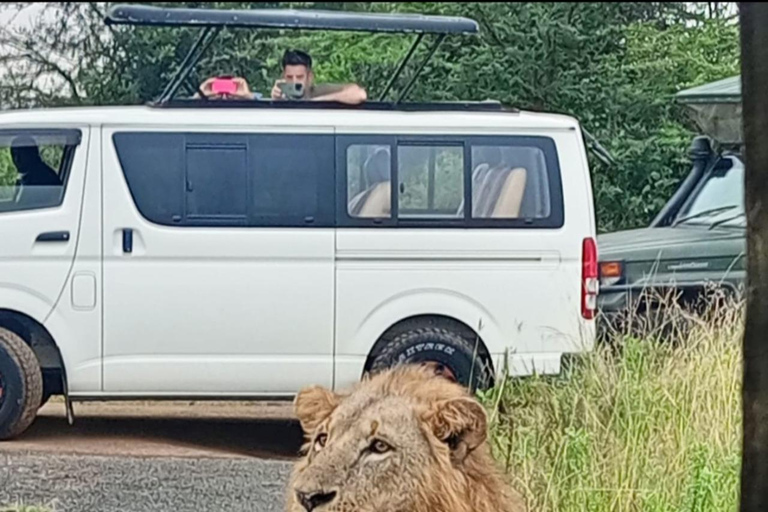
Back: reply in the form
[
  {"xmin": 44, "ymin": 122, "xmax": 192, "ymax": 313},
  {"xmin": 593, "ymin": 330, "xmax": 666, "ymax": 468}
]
[{"xmin": 597, "ymin": 76, "xmax": 745, "ymax": 328}]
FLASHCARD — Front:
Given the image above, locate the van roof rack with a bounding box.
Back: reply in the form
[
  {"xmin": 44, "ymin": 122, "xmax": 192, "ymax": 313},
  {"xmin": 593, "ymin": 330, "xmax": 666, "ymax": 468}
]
[
  {"xmin": 151, "ymin": 98, "xmax": 512, "ymax": 113},
  {"xmin": 104, "ymin": 4, "xmax": 480, "ymax": 106}
]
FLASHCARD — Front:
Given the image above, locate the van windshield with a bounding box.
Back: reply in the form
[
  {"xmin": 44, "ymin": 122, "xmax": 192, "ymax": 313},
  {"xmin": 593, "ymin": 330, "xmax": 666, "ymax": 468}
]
[{"xmin": 674, "ymin": 156, "xmax": 745, "ymax": 228}]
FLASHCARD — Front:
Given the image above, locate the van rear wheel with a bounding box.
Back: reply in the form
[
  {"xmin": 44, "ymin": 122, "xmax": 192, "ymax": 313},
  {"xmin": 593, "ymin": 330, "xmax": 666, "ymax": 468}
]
[
  {"xmin": 0, "ymin": 327, "xmax": 43, "ymax": 440},
  {"xmin": 369, "ymin": 326, "xmax": 494, "ymax": 392}
]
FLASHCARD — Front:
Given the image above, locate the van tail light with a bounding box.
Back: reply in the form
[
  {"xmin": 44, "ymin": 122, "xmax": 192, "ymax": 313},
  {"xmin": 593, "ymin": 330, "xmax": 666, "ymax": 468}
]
[{"xmin": 581, "ymin": 237, "xmax": 599, "ymax": 320}]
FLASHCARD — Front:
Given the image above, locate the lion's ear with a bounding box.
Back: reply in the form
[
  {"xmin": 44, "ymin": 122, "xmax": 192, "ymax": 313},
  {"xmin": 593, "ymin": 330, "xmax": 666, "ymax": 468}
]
[
  {"xmin": 294, "ymin": 385, "xmax": 341, "ymax": 434},
  {"xmin": 424, "ymin": 397, "xmax": 488, "ymax": 463}
]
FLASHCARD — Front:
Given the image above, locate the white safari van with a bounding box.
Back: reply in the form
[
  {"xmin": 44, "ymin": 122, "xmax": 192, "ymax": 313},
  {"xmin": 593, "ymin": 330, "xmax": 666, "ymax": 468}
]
[{"xmin": 0, "ymin": 4, "xmax": 597, "ymax": 439}]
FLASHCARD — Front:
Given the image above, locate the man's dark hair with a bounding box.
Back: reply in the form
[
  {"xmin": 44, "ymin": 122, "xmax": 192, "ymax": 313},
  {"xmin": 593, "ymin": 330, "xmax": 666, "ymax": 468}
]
[{"xmin": 282, "ymin": 49, "xmax": 312, "ymax": 70}]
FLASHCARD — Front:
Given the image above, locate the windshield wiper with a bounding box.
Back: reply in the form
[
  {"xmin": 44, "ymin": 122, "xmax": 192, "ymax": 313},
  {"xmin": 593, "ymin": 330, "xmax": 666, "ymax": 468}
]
[
  {"xmin": 709, "ymin": 211, "xmax": 746, "ymax": 230},
  {"xmin": 672, "ymin": 204, "xmax": 739, "ymax": 227}
]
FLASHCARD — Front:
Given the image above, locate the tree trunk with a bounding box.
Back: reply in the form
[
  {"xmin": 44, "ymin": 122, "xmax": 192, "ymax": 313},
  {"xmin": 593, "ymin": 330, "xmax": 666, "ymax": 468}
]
[{"xmin": 739, "ymin": 3, "xmax": 768, "ymax": 511}]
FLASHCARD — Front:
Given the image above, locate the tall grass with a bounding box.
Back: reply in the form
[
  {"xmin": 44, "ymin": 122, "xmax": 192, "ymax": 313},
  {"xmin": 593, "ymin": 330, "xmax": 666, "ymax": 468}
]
[
  {"xmin": 482, "ymin": 291, "xmax": 743, "ymax": 512},
  {"xmin": 0, "ymin": 506, "xmax": 53, "ymax": 512}
]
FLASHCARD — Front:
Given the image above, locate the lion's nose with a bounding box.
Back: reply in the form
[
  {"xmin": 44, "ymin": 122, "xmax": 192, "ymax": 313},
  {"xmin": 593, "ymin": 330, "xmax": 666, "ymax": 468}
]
[{"xmin": 296, "ymin": 489, "xmax": 337, "ymax": 511}]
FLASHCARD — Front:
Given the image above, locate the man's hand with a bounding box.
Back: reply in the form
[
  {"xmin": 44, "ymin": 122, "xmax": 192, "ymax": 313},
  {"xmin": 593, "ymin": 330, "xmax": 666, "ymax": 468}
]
[
  {"xmin": 271, "ymin": 80, "xmax": 285, "ymax": 100},
  {"xmin": 197, "ymin": 77, "xmax": 253, "ymax": 100}
]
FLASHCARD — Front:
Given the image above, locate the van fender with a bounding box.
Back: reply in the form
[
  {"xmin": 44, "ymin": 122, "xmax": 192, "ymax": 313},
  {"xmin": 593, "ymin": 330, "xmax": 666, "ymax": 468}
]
[
  {"xmin": 0, "ymin": 285, "xmax": 97, "ymax": 398},
  {"xmin": 345, "ymin": 288, "xmax": 506, "ymax": 357}
]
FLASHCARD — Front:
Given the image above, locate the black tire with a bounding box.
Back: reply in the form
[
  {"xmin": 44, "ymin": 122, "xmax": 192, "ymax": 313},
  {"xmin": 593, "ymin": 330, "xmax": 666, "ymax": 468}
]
[
  {"xmin": 0, "ymin": 327, "xmax": 43, "ymax": 440},
  {"xmin": 369, "ymin": 327, "xmax": 494, "ymax": 392}
]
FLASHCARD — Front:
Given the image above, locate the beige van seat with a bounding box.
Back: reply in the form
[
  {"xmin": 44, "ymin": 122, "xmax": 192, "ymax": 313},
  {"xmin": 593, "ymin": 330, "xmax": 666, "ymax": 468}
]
[
  {"xmin": 355, "ymin": 181, "xmax": 391, "ymax": 218},
  {"xmin": 491, "ymin": 167, "xmax": 527, "ymax": 218}
]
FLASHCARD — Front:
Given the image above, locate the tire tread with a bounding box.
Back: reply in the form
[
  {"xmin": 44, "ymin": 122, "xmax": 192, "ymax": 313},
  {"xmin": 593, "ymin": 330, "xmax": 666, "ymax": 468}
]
[
  {"xmin": 370, "ymin": 326, "xmax": 493, "ymax": 390},
  {"xmin": 0, "ymin": 327, "xmax": 43, "ymax": 440}
]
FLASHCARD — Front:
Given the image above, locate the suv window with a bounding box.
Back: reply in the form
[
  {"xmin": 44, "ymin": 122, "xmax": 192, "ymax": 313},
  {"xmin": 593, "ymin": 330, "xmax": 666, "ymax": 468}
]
[
  {"xmin": 0, "ymin": 129, "xmax": 81, "ymax": 213},
  {"xmin": 113, "ymin": 132, "xmax": 335, "ymax": 227}
]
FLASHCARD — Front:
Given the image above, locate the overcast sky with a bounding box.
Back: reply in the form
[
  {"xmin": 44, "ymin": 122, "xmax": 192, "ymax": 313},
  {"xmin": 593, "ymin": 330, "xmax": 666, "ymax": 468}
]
[
  {"xmin": 0, "ymin": 3, "xmax": 77, "ymax": 95},
  {"xmin": 0, "ymin": 3, "xmax": 46, "ymax": 31}
]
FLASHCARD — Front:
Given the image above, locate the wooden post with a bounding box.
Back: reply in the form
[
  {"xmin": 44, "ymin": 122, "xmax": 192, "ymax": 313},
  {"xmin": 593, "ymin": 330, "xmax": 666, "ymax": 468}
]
[{"xmin": 739, "ymin": 3, "xmax": 768, "ymax": 511}]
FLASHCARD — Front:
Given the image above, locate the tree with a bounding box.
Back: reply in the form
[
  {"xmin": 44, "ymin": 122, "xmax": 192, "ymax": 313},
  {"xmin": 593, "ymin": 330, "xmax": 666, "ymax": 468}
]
[
  {"xmin": 0, "ymin": 2, "xmax": 742, "ymax": 232},
  {"xmin": 738, "ymin": 3, "xmax": 768, "ymax": 511}
]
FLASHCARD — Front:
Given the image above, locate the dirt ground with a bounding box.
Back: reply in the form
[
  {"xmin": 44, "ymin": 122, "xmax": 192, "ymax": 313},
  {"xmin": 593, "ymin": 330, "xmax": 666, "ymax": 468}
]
[{"xmin": 0, "ymin": 398, "xmax": 303, "ymax": 460}]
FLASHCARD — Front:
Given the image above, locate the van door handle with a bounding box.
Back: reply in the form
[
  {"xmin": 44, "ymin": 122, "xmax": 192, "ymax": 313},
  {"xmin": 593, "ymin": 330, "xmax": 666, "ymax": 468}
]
[
  {"xmin": 36, "ymin": 231, "xmax": 70, "ymax": 242},
  {"xmin": 122, "ymin": 229, "xmax": 133, "ymax": 254}
]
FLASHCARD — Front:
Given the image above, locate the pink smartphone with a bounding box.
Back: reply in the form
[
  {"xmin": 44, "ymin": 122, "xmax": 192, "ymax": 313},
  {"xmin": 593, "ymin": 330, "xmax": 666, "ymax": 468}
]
[{"xmin": 211, "ymin": 77, "xmax": 237, "ymax": 95}]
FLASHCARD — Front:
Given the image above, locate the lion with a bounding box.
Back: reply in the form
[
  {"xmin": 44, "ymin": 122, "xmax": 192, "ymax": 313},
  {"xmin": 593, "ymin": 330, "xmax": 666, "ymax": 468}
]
[{"xmin": 286, "ymin": 364, "xmax": 527, "ymax": 512}]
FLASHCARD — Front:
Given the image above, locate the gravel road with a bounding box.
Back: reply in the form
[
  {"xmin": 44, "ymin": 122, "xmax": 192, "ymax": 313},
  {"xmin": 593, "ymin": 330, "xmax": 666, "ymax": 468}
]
[
  {"xmin": 0, "ymin": 451, "xmax": 294, "ymax": 512},
  {"xmin": 0, "ymin": 400, "xmax": 302, "ymax": 511}
]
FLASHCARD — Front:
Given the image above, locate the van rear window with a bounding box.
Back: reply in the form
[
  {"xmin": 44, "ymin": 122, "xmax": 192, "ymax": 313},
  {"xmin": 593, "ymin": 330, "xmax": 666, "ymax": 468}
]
[
  {"xmin": 340, "ymin": 135, "xmax": 564, "ymax": 228},
  {"xmin": 470, "ymin": 145, "xmax": 552, "ymax": 220}
]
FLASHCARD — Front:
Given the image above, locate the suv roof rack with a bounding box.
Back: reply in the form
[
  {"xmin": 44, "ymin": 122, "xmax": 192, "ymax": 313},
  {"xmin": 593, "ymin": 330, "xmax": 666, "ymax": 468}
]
[{"xmin": 104, "ymin": 4, "xmax": 480, "ymax": 106}]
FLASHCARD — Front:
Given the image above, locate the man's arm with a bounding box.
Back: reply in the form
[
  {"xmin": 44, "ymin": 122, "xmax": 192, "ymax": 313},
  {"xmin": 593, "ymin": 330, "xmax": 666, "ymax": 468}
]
[{"xmin": 311, "ymin": 83, "xmax": 367, "ymax": 105}]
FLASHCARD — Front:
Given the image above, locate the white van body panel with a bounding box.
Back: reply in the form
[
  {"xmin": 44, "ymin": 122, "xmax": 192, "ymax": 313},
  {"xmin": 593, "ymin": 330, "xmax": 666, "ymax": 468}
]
[
  {"xmin": 334, "ymin": 131, "xmax": 595, "ymax": 385},
  {"xmin": 0, "ymin": 105, "xmax": 596, "ymax": 397},
  {"xmin": 99, "ymin": 125, "xmax": 336, "ymax": 395},
  {"xmin": 0, "ymin": 124, "xmax": 103, "ymax": 392}
]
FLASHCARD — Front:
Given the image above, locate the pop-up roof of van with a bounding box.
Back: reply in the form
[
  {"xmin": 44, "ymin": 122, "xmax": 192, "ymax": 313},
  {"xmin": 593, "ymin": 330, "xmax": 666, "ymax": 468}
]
[
  {"xmin": 104, "ymin": 4, "xmax": 483, "ymax": 107},
  {"xmin": 104, "ymin": 4, "xmax": 479, "ymax": 35}
]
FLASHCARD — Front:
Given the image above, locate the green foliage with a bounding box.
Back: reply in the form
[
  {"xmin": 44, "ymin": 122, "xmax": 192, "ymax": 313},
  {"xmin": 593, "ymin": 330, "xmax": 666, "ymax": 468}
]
[
  {"xmin": 0, "ymin": 149, "xmax": 17, "ymax": 187},
  {"xmin": 0, "ymin": 2, "xmax": 741, "ymax": 231}
]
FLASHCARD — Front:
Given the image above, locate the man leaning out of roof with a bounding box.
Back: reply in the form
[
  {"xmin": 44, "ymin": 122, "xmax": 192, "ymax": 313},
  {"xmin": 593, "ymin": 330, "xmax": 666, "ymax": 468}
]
[{"xmin": 197, "ymin": 49, "xmax": 367, "ymax": 105}]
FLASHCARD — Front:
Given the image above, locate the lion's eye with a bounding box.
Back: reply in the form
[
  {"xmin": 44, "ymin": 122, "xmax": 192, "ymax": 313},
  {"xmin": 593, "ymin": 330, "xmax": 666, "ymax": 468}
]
[
  {"xmin": 369, "ymin": 439, "xmax": 392, "ymax": 454},
  {"xmin": 314, "ymin": 433, "xmax": 328, "ymax": 451}
]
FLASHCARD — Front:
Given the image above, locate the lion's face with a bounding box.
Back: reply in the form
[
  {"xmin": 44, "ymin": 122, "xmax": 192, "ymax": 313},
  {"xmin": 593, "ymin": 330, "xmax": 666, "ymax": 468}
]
[
  {"xmin": 287, "ymin": 365, "xmax": 490, "ymax": 512},
  {"xmin": 292, "ymin": 395, "xmax": 433, "ymax": 511}
]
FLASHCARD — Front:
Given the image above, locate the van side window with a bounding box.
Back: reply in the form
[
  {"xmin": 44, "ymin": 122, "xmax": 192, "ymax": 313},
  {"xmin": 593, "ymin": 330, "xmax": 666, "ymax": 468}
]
[
  {"xmin": 251, "ymin": 134, "xmax": 334, "ymax": 225},
  {"xmin": 347, "ymin": 144, "xmax": 392, "ymax": 219},
  {"xmin": 470, "ymin": 144, "xmax": 552, "ymax": 219},
  {"xmin": 342, "ymin": 135, "xmax": 563, "ymax": 228},
  {"xmin": 0, "ymin": 129, "xmax": 80, "ymax": 214},
  {"xmin": 186, "ymin": 142, "xmax": 248, "ymax": 221},
  {"xmin": 398, "ymin": 145, "xmax": 463, "ymax": 219},
  {"xmin": 113, "ymin": 132, "xmax": 335, "ymax": 227}
]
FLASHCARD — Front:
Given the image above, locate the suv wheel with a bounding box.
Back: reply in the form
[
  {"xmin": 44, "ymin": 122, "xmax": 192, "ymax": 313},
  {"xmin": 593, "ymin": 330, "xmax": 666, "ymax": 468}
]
[{"xmin": 0, "ymin": 327, "xmax": 43, "ymax": 440}]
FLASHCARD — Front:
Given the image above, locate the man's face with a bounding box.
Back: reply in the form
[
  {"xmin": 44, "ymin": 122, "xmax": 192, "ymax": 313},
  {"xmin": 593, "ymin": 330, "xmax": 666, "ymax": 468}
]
[{"xmin": 283, "ymin": 64, "xmax": 313, "ymax": 97}]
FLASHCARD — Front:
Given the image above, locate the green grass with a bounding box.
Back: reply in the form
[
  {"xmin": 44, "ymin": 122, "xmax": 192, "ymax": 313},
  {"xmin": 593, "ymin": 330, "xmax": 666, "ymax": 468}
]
[
  {"xmin": 481, "ymin": 296, "xmax": 743, "ymax": 512},
  {"xmin": 0, "ymin": 506, "xmax": 53, "ymax": 512}
]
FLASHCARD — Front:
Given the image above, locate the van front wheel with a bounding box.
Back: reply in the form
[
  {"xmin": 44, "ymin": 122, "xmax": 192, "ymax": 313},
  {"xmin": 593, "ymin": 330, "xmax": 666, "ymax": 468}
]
[
  {"xmin": 0, "ymin": 327, "xmax": 43, "ymax": 440},
  {"xmin": 369, "ymin": 327, "xmax": 493, "ymax": 392}
]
